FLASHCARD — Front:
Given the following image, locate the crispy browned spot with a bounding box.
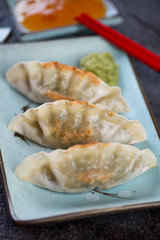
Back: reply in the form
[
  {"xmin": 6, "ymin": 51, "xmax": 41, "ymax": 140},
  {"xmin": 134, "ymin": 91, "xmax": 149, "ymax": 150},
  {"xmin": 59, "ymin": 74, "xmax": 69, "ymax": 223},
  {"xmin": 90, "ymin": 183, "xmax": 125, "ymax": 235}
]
[
  {"xmin": 75, "ymin": 68, "xmax": 101, "ymax": 85},
  {"xmin": 47, "ymin": 116, "xmax": 93, "ymax": 145},
  {"xmin": 108, "ymin": 110, "xmax": 115, "ymax": 117},
  {"xmin": 41, "ymin": 61, "xmax": 101, "ymax": 85},
  {"xmin": 49, "ymin": 124, "xmax": 93, "ymax": 145},
  {"xmin": 77, "ymin": 170, "xmax": 113, "ymax": 184},
  {"xmin": 42, "ymin": 62, "xmax": 56, "ymax": 69},
  {"xmin": 69, "ymin": 100, "xmax": 96, "ymax": 109},
  {"xmin": 87, "ymin": 73, "xmax": 101, "ymax": 85},
  {"xmin": 44, "ymin": 90, "xmax": 73, "ymax": 101},
  {"xmin": 67, "ymin": 143, "xmax": 110, "ymax": 152}
]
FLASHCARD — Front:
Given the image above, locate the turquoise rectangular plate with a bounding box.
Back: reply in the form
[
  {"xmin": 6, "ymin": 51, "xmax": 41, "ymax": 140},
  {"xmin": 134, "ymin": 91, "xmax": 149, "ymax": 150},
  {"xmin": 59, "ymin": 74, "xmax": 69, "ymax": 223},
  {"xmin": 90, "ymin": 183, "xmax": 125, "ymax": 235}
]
[
  {"xmin": 5, "ymin": 0, "xmax": 123, "ymax": 41},
  {"xmin": 0, "ymin": 36, "xmax": 160, "ymax": 225}
]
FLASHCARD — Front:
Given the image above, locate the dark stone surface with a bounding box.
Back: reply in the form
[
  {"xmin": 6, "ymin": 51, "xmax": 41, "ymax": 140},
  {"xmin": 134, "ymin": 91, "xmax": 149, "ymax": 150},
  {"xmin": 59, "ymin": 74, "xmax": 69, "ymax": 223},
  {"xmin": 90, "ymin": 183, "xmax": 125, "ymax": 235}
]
[{"xmin": 0, "ymin": 0, "xmax": 160, "ymax": 239}]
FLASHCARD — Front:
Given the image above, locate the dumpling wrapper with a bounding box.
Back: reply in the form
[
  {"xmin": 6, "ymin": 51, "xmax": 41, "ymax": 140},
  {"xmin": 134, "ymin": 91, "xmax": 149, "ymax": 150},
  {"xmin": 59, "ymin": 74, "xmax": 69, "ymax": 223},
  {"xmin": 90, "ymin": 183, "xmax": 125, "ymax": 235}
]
[
  {"xmin": 15, "ymin": 142, "xmax": 157, "ymax": 193},
  {"xmin": 8, "ymin": 100, "xmax": 146, "ymax": 148},
  {"xmin": 5, "ymin": 61, "xmax": 129, "ymax": 113}
]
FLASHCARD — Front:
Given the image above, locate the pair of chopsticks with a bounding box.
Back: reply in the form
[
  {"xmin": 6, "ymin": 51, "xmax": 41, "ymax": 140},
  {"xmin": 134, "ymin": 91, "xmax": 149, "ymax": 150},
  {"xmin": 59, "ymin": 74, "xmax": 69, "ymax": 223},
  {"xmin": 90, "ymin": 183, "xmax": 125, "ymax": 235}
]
[{"xmin": 76, "ymin": 13, "xmax": 160, "ymax": 72}]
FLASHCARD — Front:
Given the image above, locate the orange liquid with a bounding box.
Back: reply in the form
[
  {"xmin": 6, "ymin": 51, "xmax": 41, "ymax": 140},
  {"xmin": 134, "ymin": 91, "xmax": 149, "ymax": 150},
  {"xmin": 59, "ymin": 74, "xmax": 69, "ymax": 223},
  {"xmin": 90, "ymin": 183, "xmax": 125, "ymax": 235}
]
[{"xmin": 15, "ymin": 0, "xmax": 106, "ymax": 32}]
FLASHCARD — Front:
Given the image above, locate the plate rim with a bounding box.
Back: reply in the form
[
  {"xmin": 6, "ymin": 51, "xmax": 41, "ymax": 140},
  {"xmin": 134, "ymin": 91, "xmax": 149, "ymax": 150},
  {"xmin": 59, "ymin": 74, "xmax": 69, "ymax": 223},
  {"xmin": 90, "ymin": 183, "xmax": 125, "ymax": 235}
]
[{"xmin": 0, "ymin": 39, "xmax": 159, "ymax": 225}]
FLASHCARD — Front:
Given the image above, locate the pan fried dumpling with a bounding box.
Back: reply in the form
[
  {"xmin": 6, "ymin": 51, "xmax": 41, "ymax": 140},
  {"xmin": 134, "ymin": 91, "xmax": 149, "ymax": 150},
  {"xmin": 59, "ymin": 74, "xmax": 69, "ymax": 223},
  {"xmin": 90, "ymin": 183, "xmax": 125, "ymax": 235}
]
[
  {"xmin": 8, "ymin": 100, "xmax": 146, "ymax": 148},
  {"xmin": 15, "ymin": 143, "xmax": 157, "ymax": 193},
  {"xmin": 5, "ymin": 61, "xmax": 129, "ymax": 113}
]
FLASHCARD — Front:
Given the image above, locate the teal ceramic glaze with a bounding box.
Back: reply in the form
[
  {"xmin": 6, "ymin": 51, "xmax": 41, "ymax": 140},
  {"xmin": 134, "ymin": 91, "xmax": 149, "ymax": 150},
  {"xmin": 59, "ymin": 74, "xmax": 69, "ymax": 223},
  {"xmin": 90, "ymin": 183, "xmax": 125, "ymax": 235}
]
[
  {"xmin": 5, "ymin": 0, "xmax": 123, "ymax": 41},
  {"xmin": 0, "ymin": 36, "xmax": 159, "ymax": 224}
]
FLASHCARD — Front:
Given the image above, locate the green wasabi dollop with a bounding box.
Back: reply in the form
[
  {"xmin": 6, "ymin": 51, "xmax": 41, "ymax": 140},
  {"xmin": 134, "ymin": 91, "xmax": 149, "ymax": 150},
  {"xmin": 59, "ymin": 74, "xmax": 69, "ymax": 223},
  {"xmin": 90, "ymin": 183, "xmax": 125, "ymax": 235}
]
[{"xmin": 79, "ymin": 52, "xmax": 119, "ymax": 86}]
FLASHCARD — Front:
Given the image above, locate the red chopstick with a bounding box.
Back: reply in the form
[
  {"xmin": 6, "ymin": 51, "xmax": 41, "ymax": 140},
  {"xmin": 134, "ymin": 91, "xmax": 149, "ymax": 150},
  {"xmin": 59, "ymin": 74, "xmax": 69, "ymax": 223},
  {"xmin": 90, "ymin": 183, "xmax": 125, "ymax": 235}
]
[
  {"xmin": 76, "ymin": 13, "xmax": 160, "ymax": 72},
  {"xmin": 80, "ymin": 13, "xmax": 160, "ymax": 63}
]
